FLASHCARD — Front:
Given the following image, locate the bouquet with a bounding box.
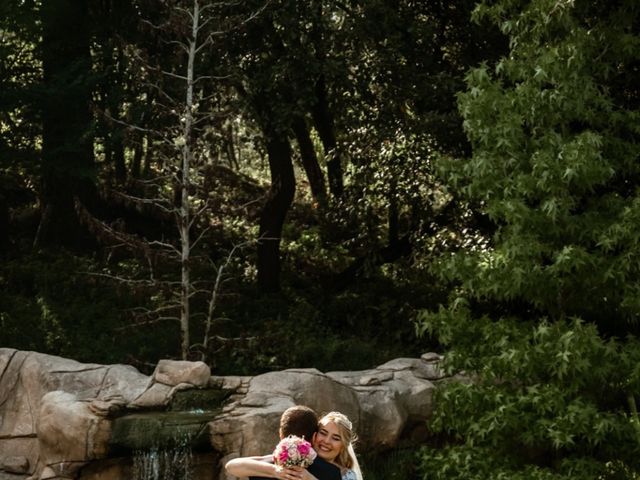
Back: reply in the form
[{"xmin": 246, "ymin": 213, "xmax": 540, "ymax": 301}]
[{"xmin": 273, "ymin": 435, "xmax": 317, "ymax": 468}]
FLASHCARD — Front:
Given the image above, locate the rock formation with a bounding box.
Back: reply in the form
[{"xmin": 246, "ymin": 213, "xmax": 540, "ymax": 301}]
[{"xmin": 0, "ymin": 348, "xmax": 451, "ymax": 480}]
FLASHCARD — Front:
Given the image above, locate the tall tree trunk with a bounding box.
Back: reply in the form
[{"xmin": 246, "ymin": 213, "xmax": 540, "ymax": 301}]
[
  {"xmin": 225, "ymin": 122, "xmax": 239, "ymax": 170},
  {"xmin": 388, "ymin": 181, "xmax": 399, "ymax": 249},
  {"xmin": 111, "ymin": 46, "xmax": 127, "ymax": 184},
  {"xmin": 292, "ymin": 115, "xmax": 327, "ymax": 208},
  {"xmin": 112, "ymin": 129, "xmax": 127, "ymax": 183},
  {"xmin": 257, "ymin": 133, "xmax": 296, "ymax": 293},
  {"xmin": 99, "ymin": 43, "xmax": 126, "ymax": 185},
  {"xmin": 133, "ymin": 90, "xmax": 155, "ymax": 178},
  {"xmin": 310, "ymin": 76, "xmax": 343, "ymax": 199},
  {"xmin": 36, "ymin": 0, "xmax": 94, "ymax": 247},
  {"xmin": 0, "ymin": 193, "xmax": 8, "ymax": 254},
  {"xmin": 131, "ymin": 138, "xmax": 144, "ymax": 179},
  {"xmin": 174, "ymin": 0, "xmax": 206, "ymax": 359}
]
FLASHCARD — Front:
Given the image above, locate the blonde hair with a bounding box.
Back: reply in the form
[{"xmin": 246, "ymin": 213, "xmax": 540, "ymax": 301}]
[{"xmin": 318, "ymin": 412, "xmax": 363, "ymax": 479}]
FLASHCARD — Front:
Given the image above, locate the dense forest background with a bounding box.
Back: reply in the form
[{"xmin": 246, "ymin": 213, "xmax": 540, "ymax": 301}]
[{"xmin": 1, "ymin": 0, "xmax": 639, "ymax": 478}]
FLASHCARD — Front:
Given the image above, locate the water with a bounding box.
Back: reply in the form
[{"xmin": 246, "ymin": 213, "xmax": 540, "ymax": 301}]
[{"xmin": 132, "ymin": 443, "xmax": 193, "ymax": 480}]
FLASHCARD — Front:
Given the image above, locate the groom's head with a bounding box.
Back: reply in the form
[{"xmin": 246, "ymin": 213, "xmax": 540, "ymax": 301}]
[{"xmin": 279, "ymin": 405, "xmax": 318, "ymax": 441}]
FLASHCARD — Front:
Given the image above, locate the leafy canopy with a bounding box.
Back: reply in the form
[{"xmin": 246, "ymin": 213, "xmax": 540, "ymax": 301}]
[
  {"xmin": 417, "ymin": 0, "xmax": 640, "ymax": 478},
  {"xmin": 436, "ymin": 0, "xmax": 640, "ymax": 327}
]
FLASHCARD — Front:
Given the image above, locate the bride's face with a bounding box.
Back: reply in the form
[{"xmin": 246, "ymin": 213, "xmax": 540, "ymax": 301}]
[{"xmin": 312, "ymin": 421, "xmax": 344, "ymax": 463}]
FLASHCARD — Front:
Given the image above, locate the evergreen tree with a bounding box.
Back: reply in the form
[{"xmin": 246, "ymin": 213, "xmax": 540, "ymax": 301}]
[
  {"xmin": 36, "ymin": 0, "xmax": 95, "ymax": 247},
  {"xmin": 417, "ymin": 0, "xmax": 640, "ymax": 478},
  {"xmin": 436, "ymin": 0, "xmax": 640, "ymax": 329}
]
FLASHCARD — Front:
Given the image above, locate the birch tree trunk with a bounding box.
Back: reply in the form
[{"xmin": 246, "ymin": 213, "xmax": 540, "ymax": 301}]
[{"xmin": 178, "ymin": 0, "xmax": 199, "ymax": 359}]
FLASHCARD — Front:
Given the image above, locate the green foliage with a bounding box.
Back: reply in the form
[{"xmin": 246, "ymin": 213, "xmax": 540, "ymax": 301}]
[
  {"xmin": 1, "ymin": 0, "xmax": 492, "ymax": 373},
  {"xmin": 0, "ymin": 0, "xmax": 41, "ymax": 178},
  {"xmin": 283, "ymin": 225, "xmax": 351, "ymax": 272},
  {"xmin": 416, "ymin": 305, "xmax": 640, "ymax": 479},
  {"xmin": 0, "ymin": 250, "xmax": 175, "ymax": 364},
  {"xmin": 361, "ymin": 447, "xmax": 420, "ymax": 480},
  {"xmin": 211, "ymin": 268, "xmax": 429, "ymax": 375},
  {"xmin": 414, "ymin": 1, "xmax": 640, "ymax": 479},
  {"xmin": 436, "ymin": 0, "xmax": 640, "ymax": 329}
]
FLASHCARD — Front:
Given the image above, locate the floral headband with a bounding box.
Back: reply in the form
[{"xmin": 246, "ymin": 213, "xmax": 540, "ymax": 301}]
[{"xmin": 322, "ymin": 412, "xmax": 353, "ymax": 434}]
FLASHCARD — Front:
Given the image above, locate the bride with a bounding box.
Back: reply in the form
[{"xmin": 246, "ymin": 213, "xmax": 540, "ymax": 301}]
[{"xmin": 313, "ymin": 412, "xmax": 363, "ymax": 480}]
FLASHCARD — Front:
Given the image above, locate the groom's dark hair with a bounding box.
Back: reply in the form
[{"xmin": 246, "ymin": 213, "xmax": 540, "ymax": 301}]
[{"xmin": 279, "ymin": 405, "xmax": 318, "ymax": 440}]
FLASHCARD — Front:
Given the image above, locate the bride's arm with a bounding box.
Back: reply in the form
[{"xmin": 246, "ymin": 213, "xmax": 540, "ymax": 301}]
[
  {"xmin": 225, "ymin": 457, "xmax": 275, "ymax": 477},
  {"xmin": 225, "ymin": 457, "xmax": 300, "ymax": 479}
]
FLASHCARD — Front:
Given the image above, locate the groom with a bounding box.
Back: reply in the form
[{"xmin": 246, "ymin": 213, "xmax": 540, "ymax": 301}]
[{"xmin": 249, "ymin": 405, "xmax": 341, "ymax": 480}]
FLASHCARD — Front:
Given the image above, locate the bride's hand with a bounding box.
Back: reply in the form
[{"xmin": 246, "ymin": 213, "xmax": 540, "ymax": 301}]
[
  {"xmin": 274, "ymin": 466, "xmax": 306, "ymax": 480},
  {"xmin": 291, "ymin": 467, "xmax": 318, "ymax": 480}
]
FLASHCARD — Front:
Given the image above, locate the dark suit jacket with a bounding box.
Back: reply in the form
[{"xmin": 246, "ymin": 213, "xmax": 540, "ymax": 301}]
[{"xmin": 249, "ymin": 457, "xmax": 341, "ymax": 480}]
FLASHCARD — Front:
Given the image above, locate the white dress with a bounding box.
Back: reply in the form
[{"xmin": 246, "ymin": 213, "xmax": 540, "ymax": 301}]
[{"xmin": 342, "ymin": 469, "xmax": 357, "ymax": 480}]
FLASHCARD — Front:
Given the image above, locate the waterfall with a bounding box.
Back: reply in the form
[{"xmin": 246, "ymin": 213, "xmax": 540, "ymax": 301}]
[{"xmin": 132, "ymin": 442, "xmax": 193, "ymax": 480}]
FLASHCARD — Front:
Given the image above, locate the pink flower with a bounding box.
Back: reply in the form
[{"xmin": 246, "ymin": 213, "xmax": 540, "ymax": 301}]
[
  {"xmin": 278, "ymin": 450, "xmax": 289, "ymax": 463},
  {"xmin": 272, "ymin": 435, "xmax": 317, "ymax": 468},
  {"xmin": 297, "ymin": 443, "xmax": 310, "ymax": 456}
]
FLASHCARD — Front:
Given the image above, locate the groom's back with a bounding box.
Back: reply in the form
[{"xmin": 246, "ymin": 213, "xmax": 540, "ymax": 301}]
[
  {"xmin": 249, "ymin": 457, "xmax": 341, "ymax": 480},
  {"xmin": 308, "ymin": 457, "xmax": 342, "ymax": 480}
]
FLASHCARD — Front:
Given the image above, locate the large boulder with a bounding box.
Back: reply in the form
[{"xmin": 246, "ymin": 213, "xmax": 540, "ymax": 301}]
[
  {"xmin": 0, "ymin": 349, "xmax": 213, "ymax": 480},
  {"xmin": 36, "ymin": 391, "xmax": 112, "ymax": 479},
  {"xmin": 0, "ymin": 349, "xmax": 454, "ymax": 480},
  {"xmin": 0, "ymin": 349, "xmax": 149, "ymax": 480},
  {"xmin": 209, "ymin": 368, "xmax": 360, "ymax": 460},
  {"xmin": 210, "ymin": 355, "xmax": 448, "ymax": 480}
]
